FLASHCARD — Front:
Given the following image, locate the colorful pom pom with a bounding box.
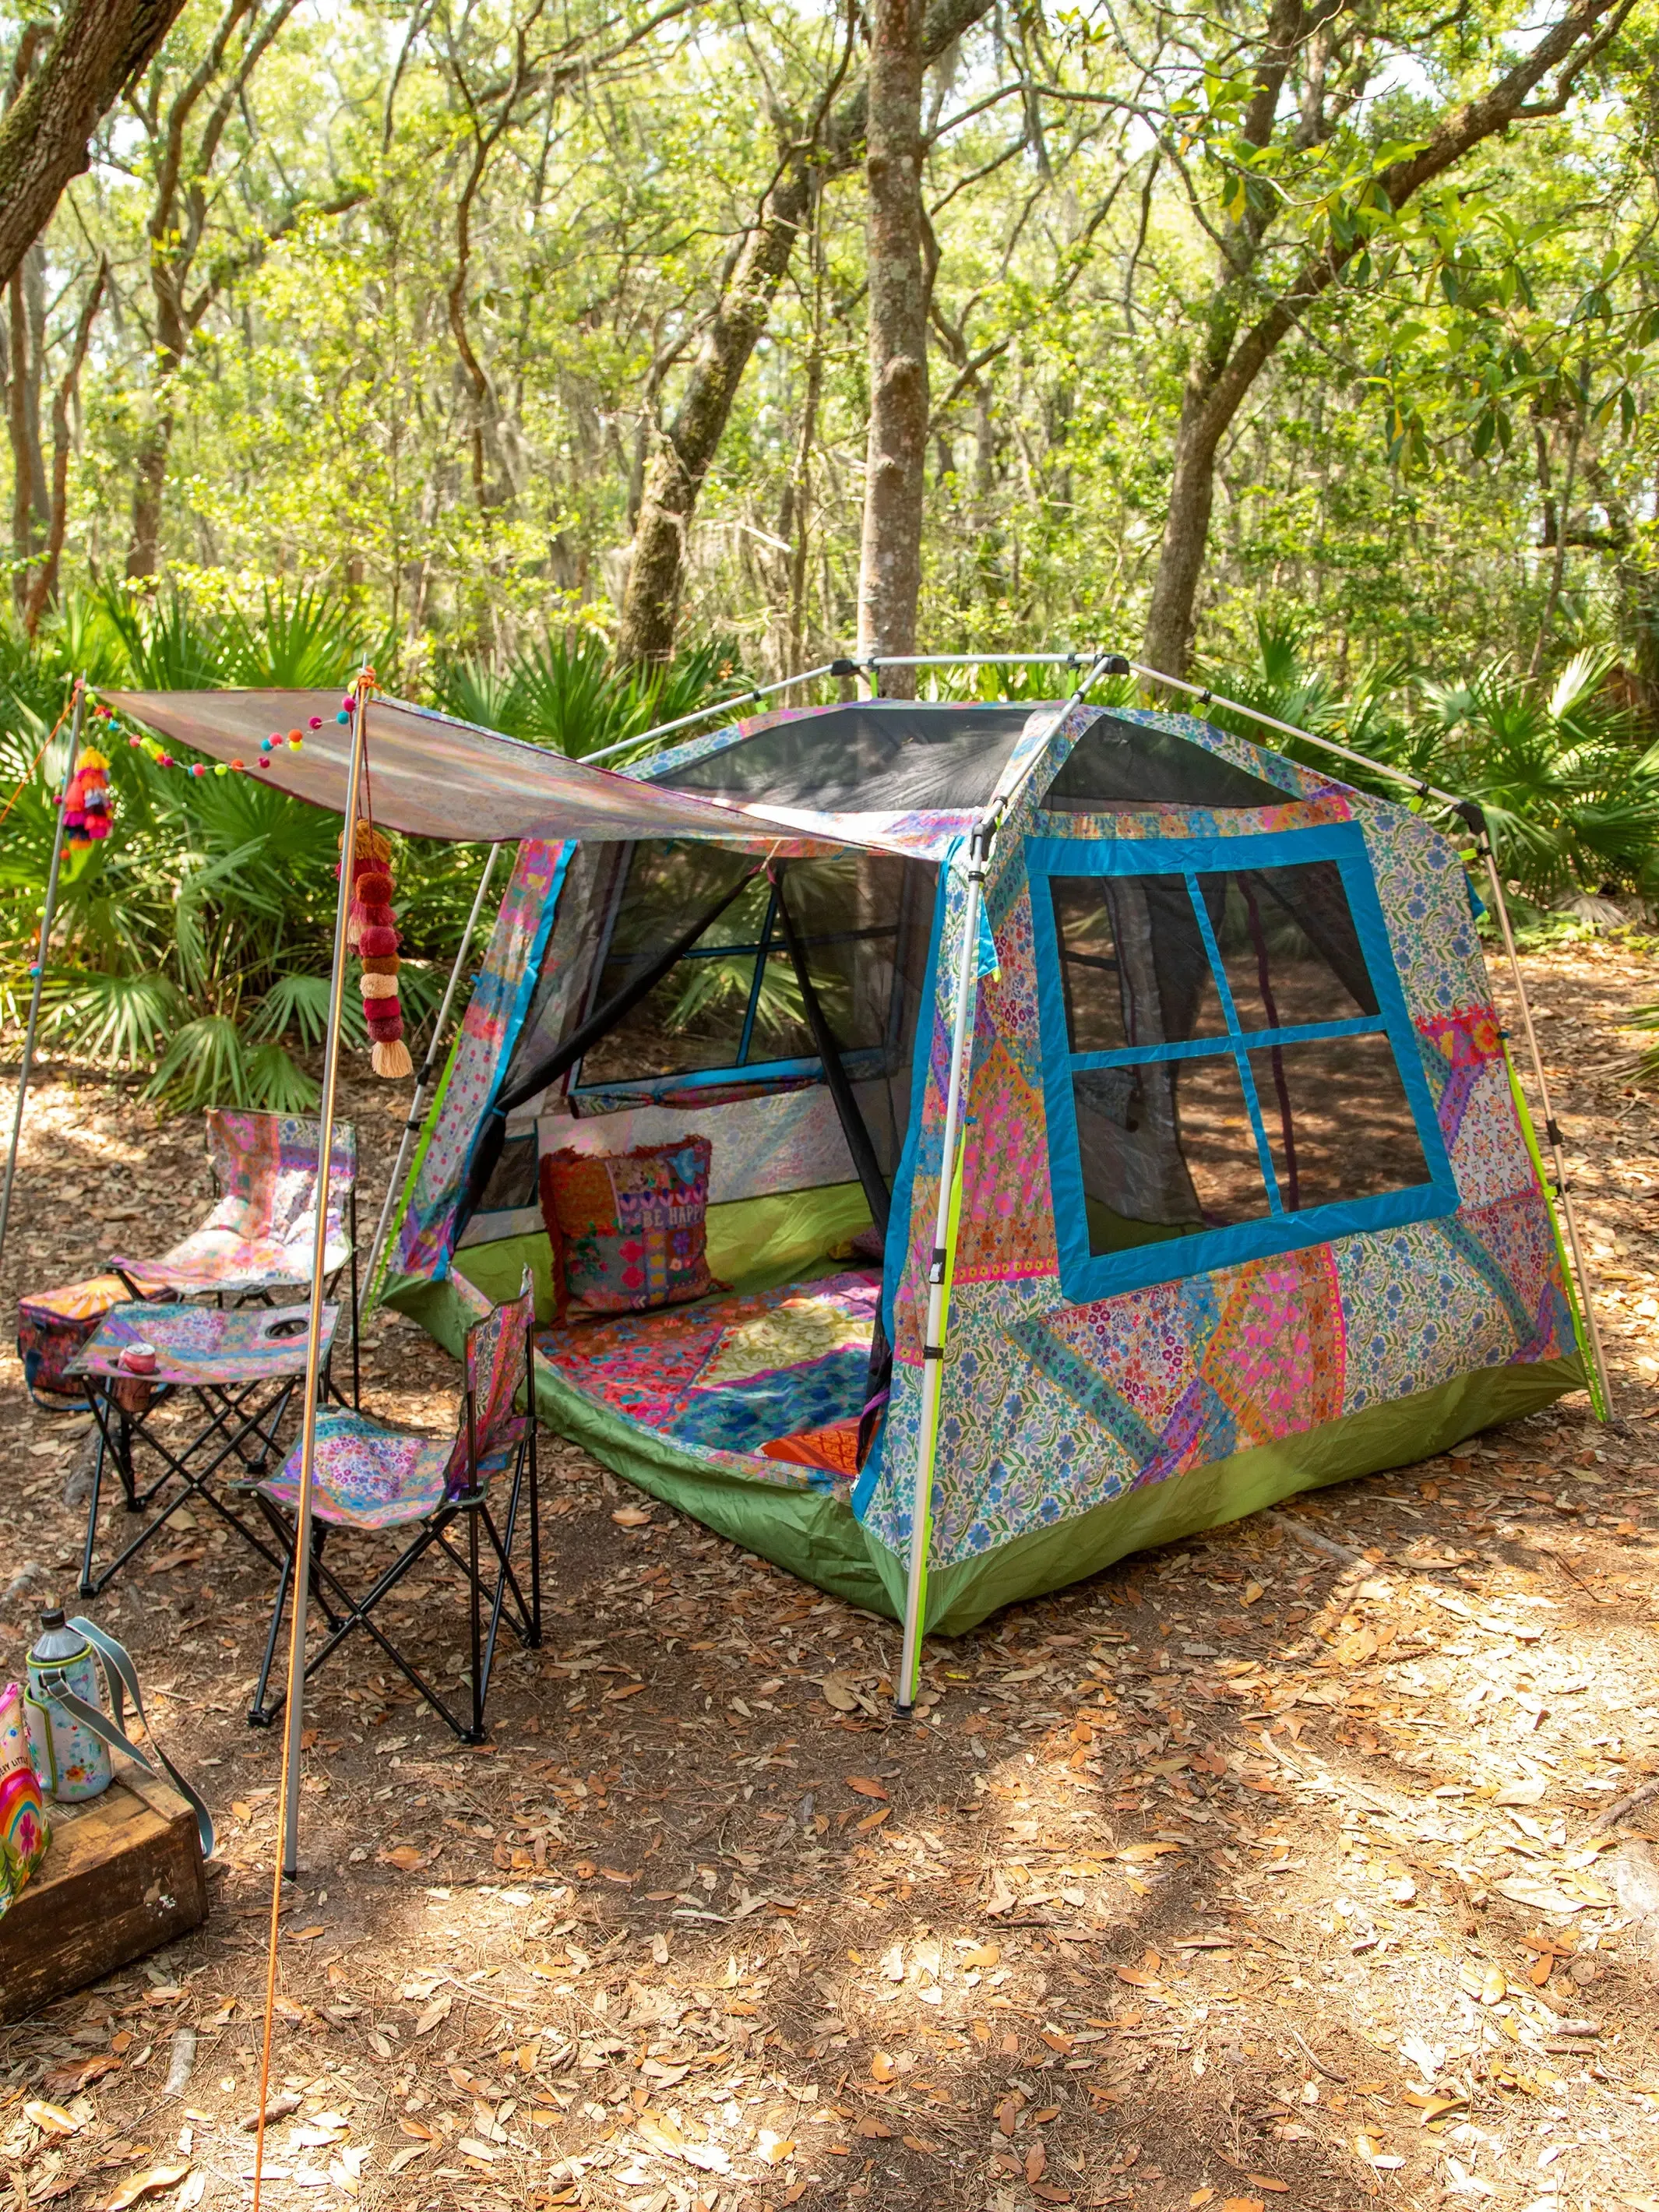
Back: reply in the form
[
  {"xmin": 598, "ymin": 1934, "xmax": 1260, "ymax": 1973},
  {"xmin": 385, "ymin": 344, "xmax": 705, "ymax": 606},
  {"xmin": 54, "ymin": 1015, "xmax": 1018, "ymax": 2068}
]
[{"xmin": 371, "ymin": 1038, "xmax": 413, "ymax": 1078}]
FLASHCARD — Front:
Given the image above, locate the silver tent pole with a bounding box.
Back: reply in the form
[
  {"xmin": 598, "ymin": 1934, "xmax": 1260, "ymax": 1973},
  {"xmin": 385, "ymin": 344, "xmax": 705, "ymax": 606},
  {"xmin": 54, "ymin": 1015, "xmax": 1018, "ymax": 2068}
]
[
  {"xmin": 894, "ymin": 828, "xmax": 985, "ymax": 1717},
  {"xmin": 865, "ymin": 653, "xmax": 1094, "ymax": 669},
  {"xmin": 278, "ymin": 672, "xmax": 370, "ymax": 1879},
  {"xmin": 1122, "ymin": 655, "xmax": 1467, "ymax": 810},
  {"xmin": 583, "ymin": 664, "xmax": 840, "ymax": 766},
  {"xmin": 895, "ymin": 654, "xmax": 1115, "ymax": 1714},
  {"xmin": 1476, "ymin": 837, "xmax": 1614, "ymax": 1417},
  {"xmin": 0, "ymin": 680, "xmax": 82, "ymax": 1270},
  {"xmin": 359, "ymin": 839, "xmax": 504, "ymax": 1316},
  {"xmin": 586, "ymin": 650, "xmax": 1108, "ymax": 773}
]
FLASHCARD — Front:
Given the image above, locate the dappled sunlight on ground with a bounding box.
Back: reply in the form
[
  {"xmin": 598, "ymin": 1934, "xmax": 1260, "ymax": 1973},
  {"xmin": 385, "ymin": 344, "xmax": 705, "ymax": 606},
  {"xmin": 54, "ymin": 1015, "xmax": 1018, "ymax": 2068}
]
[{"xmin": 3, "ymin": 939, "xmax": 1659, "ymax": 2212}]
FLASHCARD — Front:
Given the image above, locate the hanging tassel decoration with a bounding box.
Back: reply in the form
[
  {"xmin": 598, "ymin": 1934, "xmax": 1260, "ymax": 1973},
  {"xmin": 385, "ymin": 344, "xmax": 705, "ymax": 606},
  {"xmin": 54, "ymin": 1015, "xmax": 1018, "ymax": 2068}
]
[
  {"xmin": 343, "ymin": 817, "xmax": 412, "ymax": 1079},
  {"xmin": 62, "ymin": 745, "xmax": 111, "ymax": 847}
]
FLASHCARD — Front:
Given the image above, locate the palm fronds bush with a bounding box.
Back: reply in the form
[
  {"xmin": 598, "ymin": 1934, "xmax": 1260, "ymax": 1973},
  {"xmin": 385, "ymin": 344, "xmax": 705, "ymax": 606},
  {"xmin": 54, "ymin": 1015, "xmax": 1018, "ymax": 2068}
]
[
  {"xmin": 2, "ymin": 593, "xmax": 739, "ymax": 1110},
  {"xmin": 10, "ymin": 587, "xmax": 1659, "ymax": 1108}
]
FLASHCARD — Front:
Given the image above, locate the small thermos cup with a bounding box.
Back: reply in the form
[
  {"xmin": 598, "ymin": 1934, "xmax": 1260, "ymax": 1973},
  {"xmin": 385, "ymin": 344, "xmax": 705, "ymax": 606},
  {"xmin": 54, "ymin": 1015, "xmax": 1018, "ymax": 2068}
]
[{"xmin": 23, "ymin": 1609, "xmax": 112, "ymax": 1802}]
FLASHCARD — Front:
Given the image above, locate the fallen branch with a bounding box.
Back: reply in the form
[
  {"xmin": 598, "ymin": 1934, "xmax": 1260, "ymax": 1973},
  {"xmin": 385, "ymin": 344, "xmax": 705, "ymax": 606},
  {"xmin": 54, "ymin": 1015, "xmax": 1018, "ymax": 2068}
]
[
  {"xmin": 1262, "ymin": 1510, "xmax": 1367, "ymax": 1568},
  {"xmin": 1590, "ymin": 1772, "xmax": 1659, "ymax": 1833}
]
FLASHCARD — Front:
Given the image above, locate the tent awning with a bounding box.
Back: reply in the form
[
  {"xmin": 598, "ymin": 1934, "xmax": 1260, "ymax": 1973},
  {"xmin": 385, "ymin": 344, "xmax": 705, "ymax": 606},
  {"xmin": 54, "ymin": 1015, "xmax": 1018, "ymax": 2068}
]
[{"xmin": 100, "ymin": 689, "xmax": 857, "ymax": 851}]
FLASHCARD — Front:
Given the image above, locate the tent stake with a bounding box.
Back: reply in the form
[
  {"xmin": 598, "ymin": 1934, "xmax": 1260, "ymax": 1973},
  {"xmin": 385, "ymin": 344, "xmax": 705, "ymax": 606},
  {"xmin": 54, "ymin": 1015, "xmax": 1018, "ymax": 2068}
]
[
  {"xmin": 360, "ymin": 839, "xmax": 504, "ymax": 1316},
  {"xmin": 0, "ymin": 679, "xmax": 81, "ymax": 1270}
]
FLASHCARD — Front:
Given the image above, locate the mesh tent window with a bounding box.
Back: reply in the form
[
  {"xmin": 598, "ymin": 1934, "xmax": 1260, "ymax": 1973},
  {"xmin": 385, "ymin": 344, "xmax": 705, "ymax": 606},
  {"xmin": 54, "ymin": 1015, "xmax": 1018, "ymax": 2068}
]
[
  {"xmin": 461, "ymin": 844, "xmax": 940, "ymax": 1224},
  {"xmin": 656, "ymin": 700, "xmax": 1045, "ymax": 812},
  {"xmin": 571, "ymin": 846, "xmax": 914, "ymax": 1098},
  {"xmin": 1037, "ymin": 710, "xmax": 1301, "ymax": 812},
  {"xmin": 1027, "ymin": 820, "xmax": 1459, "ymax": 1301}
]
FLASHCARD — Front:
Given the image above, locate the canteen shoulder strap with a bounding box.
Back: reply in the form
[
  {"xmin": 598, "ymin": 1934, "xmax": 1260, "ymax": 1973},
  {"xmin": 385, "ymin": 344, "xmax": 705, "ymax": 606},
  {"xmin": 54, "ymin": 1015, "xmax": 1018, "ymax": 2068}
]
[{"xmin": 49, "ymin": 1618, "xmax": 215, "ymax": 1859}]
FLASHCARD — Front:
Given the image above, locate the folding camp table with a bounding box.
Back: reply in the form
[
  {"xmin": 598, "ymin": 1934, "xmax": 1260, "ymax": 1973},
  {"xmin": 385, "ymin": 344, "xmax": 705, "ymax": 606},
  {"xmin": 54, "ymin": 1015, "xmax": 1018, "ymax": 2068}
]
[{"xmin": 69, "ymin": 1299, "xmax": 340, "ymax": 1598}]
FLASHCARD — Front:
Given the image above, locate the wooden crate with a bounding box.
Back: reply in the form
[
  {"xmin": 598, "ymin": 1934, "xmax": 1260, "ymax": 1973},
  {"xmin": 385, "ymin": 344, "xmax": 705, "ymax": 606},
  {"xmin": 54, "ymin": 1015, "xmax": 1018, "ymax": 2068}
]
[{"xmin": 0, "ymin": 1763, "xmax": 207, "ymax": 2024}]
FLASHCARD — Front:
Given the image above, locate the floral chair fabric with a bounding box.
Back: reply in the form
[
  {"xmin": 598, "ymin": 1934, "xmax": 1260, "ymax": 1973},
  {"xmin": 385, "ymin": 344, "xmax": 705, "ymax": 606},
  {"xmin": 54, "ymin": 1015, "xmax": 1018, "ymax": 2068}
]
[
  {"xmin": 113, "ymin": 1111, "xmax": 357, "ymax": 1294},
  {"xmin": 255, "ymin": 1270, "xmax": 532, "ymax": 1532},
  {"xmin": 248, "ymin": 1270, "xmax": 539, "ymax": 1744}
]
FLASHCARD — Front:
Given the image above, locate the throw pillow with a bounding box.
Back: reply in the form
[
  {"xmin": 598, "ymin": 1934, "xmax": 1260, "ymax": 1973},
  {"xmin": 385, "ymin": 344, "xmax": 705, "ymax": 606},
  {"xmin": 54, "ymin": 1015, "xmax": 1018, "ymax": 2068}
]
[{"xmin": 540, "ymin": 1136, "xmax": 723, "ymax": 1321}]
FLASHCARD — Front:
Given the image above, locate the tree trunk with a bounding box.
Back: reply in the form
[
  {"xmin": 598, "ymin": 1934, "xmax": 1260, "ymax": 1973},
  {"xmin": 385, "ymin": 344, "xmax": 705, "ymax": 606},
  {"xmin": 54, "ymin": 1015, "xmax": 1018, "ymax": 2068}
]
[
  {"xmin": 126, "ymin": 417, "xmax": 174, "ymax": 579},
  {"xmin": 23, "ymin": 259, "xmax": 106, "ymax": 635},
  {"xmin": 0, "ymin": 0, "xmax": 189, "ymax": 294},
  {"xmin": 617, "ymin": 155, "xmax": 817, "ymax": 665},
  {"xmin": 7, "ymin": 248, "xmax": 48, "ymax": 613},
  {"xmin": 856, "ymin": 0, "xmax": 929, "ymax": 698},
  {"xmin": 126, "ymin": 281, "xmax": 184, "ymax": 577},
  {"xmin": 615, "ymin": 0, "xmax": 995, "ymax": 667},
  {"xmin": 1140, "ymin": 382, "xmax": 1228, "ymax": 678}
]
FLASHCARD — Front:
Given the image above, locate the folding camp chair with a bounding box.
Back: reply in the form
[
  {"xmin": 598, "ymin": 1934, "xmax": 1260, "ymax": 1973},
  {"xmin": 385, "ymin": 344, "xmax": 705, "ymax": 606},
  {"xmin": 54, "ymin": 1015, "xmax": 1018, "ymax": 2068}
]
[
  {"xmin": 245, "ymin": 1269, "xmax": 540, "ymax": 1744},
  {"xmin": 69, "ymin": 1298, "xmax": 338, "ymax": 1597},
  {"xmin": 111, "ymin": 1108, "xmax": 359, "ymax": 1400}
]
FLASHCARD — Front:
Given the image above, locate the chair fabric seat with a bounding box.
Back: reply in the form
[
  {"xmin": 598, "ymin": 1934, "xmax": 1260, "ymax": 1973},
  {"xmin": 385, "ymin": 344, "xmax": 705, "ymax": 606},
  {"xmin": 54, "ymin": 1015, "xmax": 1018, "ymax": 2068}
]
[
  {"xmin": 115, "ymin": 1229, "xmax": 352, "ymax": 1295},
  {"xmin": 259, "ymin": 1406, "xmax": 527, "ymax": 1532},
  {"xmin": 72, "ymin": 1300, "xmax": 337, "ymax": 1386}
]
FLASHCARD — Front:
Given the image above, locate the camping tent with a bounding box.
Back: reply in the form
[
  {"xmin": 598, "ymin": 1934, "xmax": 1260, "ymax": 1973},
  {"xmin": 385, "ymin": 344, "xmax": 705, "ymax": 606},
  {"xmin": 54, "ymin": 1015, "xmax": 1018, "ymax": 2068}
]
[{"xmin": 361, "ymin": 690, "xmax": 1592, "ymax": 1655}]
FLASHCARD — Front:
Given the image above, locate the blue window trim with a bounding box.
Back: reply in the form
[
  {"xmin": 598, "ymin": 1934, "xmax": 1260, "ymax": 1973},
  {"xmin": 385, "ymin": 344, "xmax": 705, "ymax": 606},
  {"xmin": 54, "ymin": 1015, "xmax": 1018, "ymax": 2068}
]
[
  {"xmin": 569, "ymin": 1049, "xmax": 886, "ymax": 1107},
  {"xmin": 1026, "ymin": 820, "xmax": 1459, "ymax": 1303}
]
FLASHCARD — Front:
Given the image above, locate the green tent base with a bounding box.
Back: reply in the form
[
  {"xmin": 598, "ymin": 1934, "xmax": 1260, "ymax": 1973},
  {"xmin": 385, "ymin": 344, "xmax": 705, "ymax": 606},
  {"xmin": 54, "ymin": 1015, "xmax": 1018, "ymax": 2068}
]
[{"xmin": 385, "ymin": 1250, "xmax": 1581, "ymax": 1636}]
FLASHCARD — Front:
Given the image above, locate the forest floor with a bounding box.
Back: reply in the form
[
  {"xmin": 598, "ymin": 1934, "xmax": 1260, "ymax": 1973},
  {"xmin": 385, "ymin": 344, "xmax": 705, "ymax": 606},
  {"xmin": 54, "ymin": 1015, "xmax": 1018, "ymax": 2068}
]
[{"xmin": 4, "ymin": 934, "xmax": 1659, "ymax": 2212}]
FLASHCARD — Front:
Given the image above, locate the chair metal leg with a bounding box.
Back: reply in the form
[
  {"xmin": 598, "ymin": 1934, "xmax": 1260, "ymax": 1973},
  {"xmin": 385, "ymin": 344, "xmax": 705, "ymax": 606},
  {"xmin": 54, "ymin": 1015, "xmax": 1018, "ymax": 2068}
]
[
  {"xmin": 525, "ymin": 1316, "xmax": 542, "ymax": 1649},
  {"xmin": 79, "ymin": 1388, "xmax": 110, "ymax": 1597},
  {"xmin": 468, "ymin": 1503, "xmax": 484, "ymax": 1743},
  {"xmin": 528, "ymin": 1409, "xmax": 541, "ymax": 1648},
  {"xmin": 250, "ymin": 1506, "xmax": 297, "ymax": 1726}
]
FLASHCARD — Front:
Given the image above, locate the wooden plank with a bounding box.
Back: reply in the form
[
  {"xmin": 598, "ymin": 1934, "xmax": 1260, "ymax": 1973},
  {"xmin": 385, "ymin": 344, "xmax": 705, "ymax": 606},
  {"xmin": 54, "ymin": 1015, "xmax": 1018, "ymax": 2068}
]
[{"xmin": 0, "ymin": 1762, "xmax": 207, "ymax": 2024}]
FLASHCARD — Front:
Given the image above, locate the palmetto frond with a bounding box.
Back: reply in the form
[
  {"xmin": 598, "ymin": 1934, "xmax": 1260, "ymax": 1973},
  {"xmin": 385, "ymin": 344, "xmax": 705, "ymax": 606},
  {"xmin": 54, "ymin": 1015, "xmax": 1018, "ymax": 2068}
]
[
  {"xmin": 40, "ymin": 969, "xmax": 186, "ymax": 1065},
  {"xmin": 146, "ymin": 1015, "xmax": 252, "ymax": 1111}
]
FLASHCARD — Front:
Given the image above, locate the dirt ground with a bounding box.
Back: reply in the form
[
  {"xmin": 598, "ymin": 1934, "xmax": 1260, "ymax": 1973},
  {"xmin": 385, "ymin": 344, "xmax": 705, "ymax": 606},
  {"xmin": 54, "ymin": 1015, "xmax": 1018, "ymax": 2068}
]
[{"xmin": 4, "ymin": 935, "xmax": 1659, "ymax": 2212}]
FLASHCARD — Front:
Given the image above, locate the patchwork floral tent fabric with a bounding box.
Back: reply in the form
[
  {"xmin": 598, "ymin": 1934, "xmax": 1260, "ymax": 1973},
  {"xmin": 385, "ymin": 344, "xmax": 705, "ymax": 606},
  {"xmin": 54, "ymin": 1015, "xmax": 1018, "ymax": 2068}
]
[{"xmin": 382, "ymin": 698, "xmax": 1586, "ymax": 1636}]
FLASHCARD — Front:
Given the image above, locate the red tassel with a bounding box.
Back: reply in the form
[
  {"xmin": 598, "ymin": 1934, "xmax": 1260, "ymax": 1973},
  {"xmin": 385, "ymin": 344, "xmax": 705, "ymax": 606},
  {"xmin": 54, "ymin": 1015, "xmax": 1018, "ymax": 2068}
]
[{"xmin": 359, "ymin": 923, "xmax": 399, "ymax": 957}]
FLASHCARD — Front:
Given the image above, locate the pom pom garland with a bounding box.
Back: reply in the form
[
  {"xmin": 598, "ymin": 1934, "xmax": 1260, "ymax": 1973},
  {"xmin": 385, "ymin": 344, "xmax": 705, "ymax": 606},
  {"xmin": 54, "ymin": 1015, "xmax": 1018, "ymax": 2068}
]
[
  {"xmin": 86, "ymin": 692, "xmax": 305, "ymax": 779},
  {"xmin": 340, "ymin": 773, "xmax": 409, "ymax": 1080},
  {"xmin": 62, "ymin": 741, "xmax": 112, "ymax": 846}
]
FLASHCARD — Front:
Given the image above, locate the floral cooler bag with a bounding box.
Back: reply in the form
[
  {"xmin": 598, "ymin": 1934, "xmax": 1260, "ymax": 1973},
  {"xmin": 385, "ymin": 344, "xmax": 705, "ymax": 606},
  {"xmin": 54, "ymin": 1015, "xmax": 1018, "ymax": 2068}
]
[
  {"xmin": 16, "ymin": 1271, "xmax": 167, "ymax": 1409},
  {"xmin": 0, "ymin": 1682, "xmax": 49, "ymax": 1921}
]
